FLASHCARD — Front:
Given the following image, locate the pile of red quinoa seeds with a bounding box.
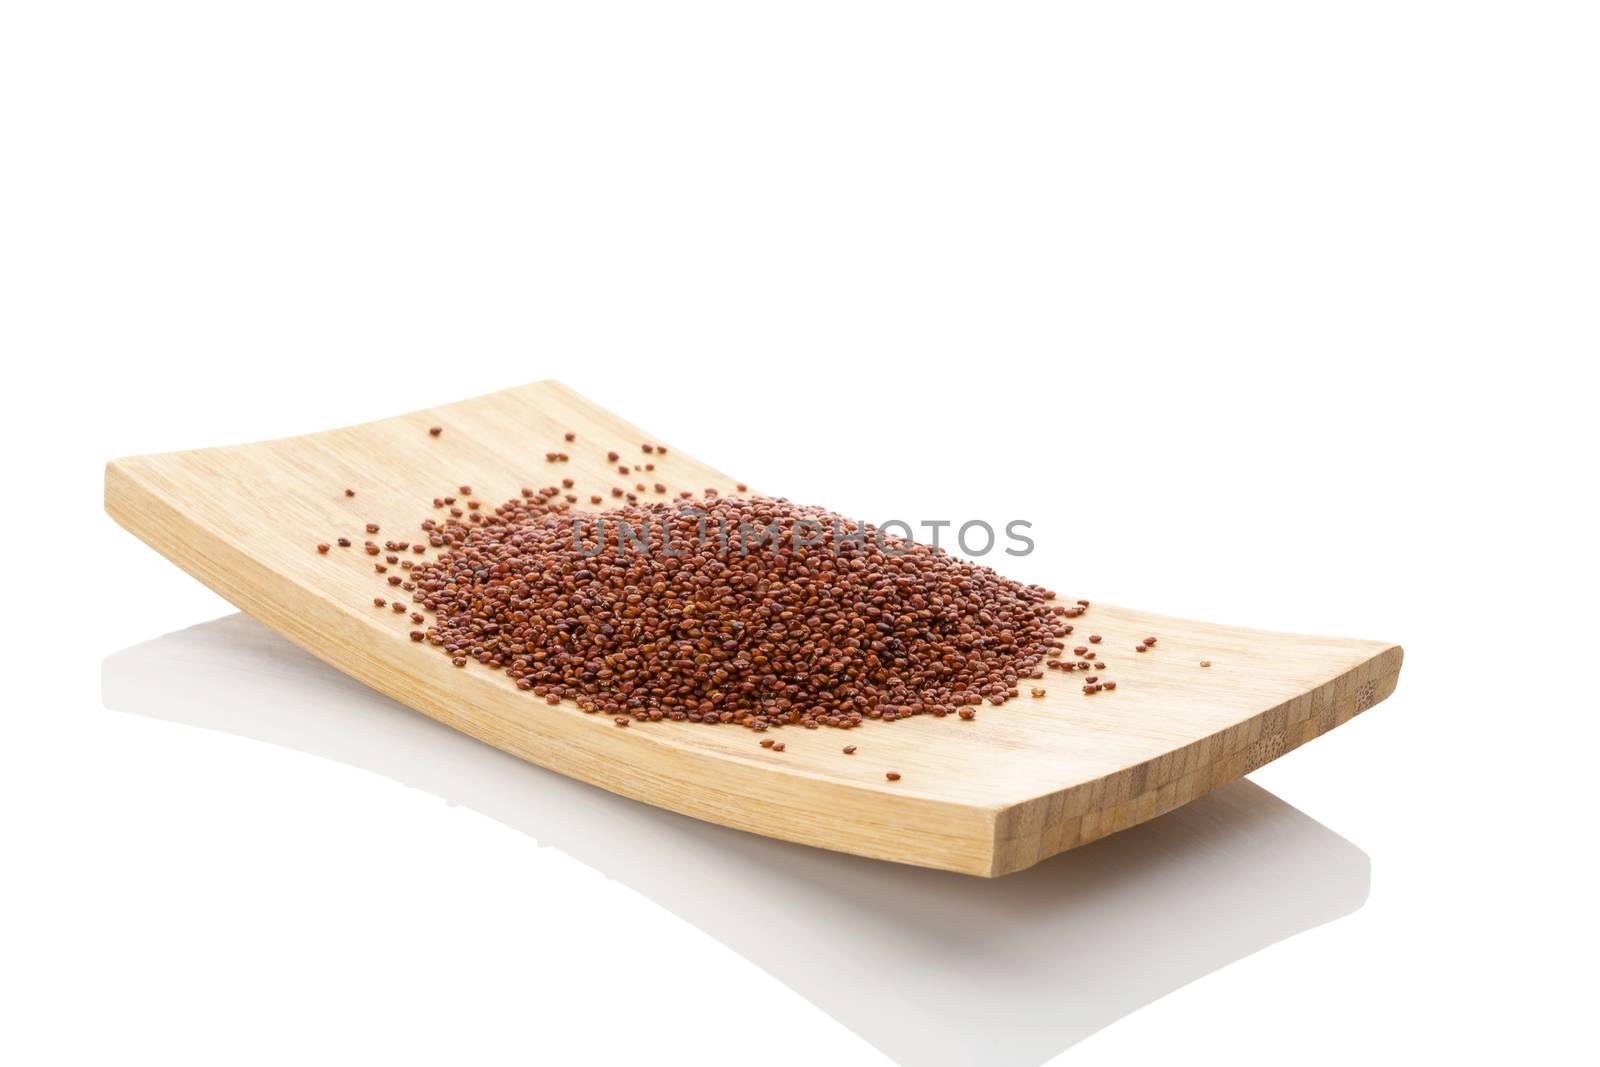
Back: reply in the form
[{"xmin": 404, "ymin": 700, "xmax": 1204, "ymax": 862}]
[{"xmin": 393, "ymin": 493, "xmax": 1092, "ymax": 730}]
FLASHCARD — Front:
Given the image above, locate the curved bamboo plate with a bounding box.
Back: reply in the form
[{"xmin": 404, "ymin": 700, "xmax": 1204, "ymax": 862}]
[{"xmin": 105, "ymin": 380, "xmax": 1401, "ymax": 876}]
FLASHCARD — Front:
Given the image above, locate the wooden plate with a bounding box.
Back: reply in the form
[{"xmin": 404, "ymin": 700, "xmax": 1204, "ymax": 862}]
[{"xmin": 105, "ymin": 381, "xmax": 1401, "ymax": 876}]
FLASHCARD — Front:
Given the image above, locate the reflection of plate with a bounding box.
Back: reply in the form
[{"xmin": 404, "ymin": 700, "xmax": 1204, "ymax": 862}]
[{"xmin": 104, "ymin": 614, "xmax": 1371, "ymax": 1066}]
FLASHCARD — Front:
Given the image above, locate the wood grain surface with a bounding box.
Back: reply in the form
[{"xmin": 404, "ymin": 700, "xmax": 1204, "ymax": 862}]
[{"xmin": 105, "ymin": 381, "xmax": 1402, "ymax": 876}]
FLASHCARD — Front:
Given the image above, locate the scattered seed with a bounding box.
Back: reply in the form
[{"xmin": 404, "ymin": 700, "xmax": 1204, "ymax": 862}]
[
  {"xmin": 564, "ymin": 432, "xmax": 576, "ymax": 442},
  {"xmin": 843, "ymin": 745, "xmax": 857, "ymax": 754},
  {"xmin": 429, "ymin": 426, "xmax": 442, "ymax": 436},
  {"xmin": 885, "ymin": 771, "xmax": 901, "ymax": 781},
  {"xmin": 316, "ymin": 543, "xmax": 330, "ymax": 554},
  {"xmin": 1031, "ymin": 687, "xmax": 1046, "ymax": 697},
  {"xmin": 1200, "ymin": 660, "xmax": 1211, "ymax": 668}
]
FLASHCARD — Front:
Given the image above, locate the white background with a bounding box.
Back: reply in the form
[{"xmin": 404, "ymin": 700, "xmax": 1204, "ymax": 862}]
[{"xmin": 3, "ymin": 2, "xmax": 1597, "ymax": 1064}]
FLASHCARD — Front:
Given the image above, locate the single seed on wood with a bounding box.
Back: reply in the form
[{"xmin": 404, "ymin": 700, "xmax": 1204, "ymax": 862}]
[
  {"xmin": 1143, "ymin": 637, "xmax": 1157, "ymax": 646},
  {"xmin": 409, "ymin": 631, "xmax": 424, "ymax": 641},
  {"xmin": 344, "ymin": 488, "xmax": 355, "ymax": 497},
  {"xmin": 373, "ymin": 597, "xmax": 386, "ymax": 607},
  {"xmin": 1031, "ymin": 687, "xmax": 1046, "ymax": 697},
  {"xmin": 885, "ymin": 772, "xmax": 901, "ymax": 781},
  {"xmin": 843, "ymin": 745, "xmax": 856, "ymax": 754},
  {"xmin": 613, "ymin": 717, "xmax": 629, "ymax": 727},
  {"xmin": 607, "ymin": 451, "xmax": 619, "ymax": 462},
  {"xmin": 958, "ymin": 708, "xmax": 976, "ymax": 720},
  {"xmin": 564, "ymin": 432, "xmax": 576, "ymax": 442},
  {"xmin": 366, "ymin": 523, "xmax": 379, "ymax": 533},
  {"xmin": 1103, "ymin": 681, "xmax": 1117, "ymax": 690},
  {"xmin": 642, "ymin": 443, "xmax": 655, "ymax": 453},
  {"xmin": 760, "ymin": 738, "xmax": 774, "ymax": 748},
  {"xmin": 771, "ymin": 741, "xmax": 785, "ymax": 752},
  {"xmin": 1136, "ymin": 645, "xmax": 1147, "ymax": 652},
  {"xmin": 1200, "ymin": 660, "xmax": 1212, "ymax": 668},
  {"xmin": 316, "ymin": 543, "xmax": 330, "ymax": 554},
  {"xmin": 337, "ymin": 537, "xmax": 351, "ymax": 547},
  {"xmin": 429, "ymin": 426, "xmax": 442, "ymax": 436},
  {"xmin": 1088, "ymin": 635, "xmax": 1101, "ymax": 644},
  {"xmin": 737, "ymin": 483, "xmax": 748, "ymax": 492}
]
